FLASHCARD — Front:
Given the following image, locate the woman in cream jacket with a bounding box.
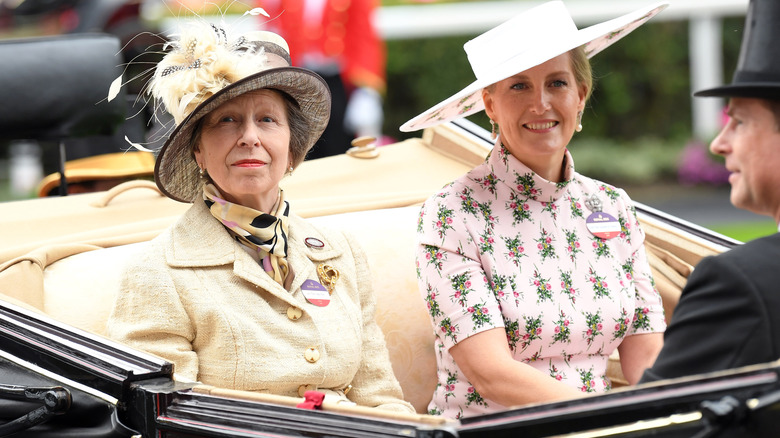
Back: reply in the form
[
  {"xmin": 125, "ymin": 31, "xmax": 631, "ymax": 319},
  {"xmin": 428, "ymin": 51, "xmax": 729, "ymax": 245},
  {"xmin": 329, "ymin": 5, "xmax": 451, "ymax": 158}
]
[{"xmin": 107, "ymin": 19, "xmax": 412, "ymax": 412}]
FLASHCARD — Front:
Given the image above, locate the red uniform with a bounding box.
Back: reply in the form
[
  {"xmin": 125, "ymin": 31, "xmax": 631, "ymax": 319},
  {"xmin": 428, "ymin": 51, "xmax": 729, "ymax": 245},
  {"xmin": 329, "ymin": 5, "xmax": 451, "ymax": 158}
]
[{"xmin": 259, "ymin": 0, "xmax": 386, "ymax": 93}]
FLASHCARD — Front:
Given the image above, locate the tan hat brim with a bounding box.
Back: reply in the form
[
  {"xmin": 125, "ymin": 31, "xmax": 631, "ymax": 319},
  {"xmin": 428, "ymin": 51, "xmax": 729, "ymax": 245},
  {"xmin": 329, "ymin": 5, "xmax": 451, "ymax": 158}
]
[{"xmin": 155, "ymin": 67, "xmax": 331, "ymax": 203}]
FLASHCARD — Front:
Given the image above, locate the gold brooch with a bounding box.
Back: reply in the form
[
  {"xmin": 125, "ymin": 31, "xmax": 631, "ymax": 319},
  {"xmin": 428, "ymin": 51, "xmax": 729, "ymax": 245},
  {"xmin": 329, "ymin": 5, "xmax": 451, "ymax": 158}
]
[{"xmin": 317, "ymin": 264, "xmax": 340, "ymax": 294}]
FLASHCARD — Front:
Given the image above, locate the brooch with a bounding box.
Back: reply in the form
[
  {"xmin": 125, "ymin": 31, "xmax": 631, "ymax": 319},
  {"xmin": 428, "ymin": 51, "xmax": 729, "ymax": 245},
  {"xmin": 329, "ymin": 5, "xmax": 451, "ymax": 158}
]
[{"xmin": 317, "ymin": 264, "xmax": 340, "ymax": 294}]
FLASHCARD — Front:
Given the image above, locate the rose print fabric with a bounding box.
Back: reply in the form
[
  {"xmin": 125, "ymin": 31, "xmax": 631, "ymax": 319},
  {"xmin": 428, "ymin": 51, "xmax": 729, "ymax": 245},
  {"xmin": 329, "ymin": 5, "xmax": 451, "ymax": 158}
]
[{"xmin": 416, "ymin": 144, "xmax": 666, "ymax": 419}]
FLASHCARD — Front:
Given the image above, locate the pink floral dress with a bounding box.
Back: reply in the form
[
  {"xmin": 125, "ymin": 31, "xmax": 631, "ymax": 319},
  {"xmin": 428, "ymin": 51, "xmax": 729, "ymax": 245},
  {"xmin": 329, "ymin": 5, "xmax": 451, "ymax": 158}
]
[{"xmin": 416, "ymin": 144, "xmax": 666, "ymax": 419}]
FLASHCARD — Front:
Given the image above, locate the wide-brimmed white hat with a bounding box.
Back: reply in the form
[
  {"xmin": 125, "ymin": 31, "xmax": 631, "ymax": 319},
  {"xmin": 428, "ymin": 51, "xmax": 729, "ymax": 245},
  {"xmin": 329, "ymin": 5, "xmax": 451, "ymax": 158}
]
[{"xmin": 400, "ymin": 1, "xmax": 668, "ymax": 132}]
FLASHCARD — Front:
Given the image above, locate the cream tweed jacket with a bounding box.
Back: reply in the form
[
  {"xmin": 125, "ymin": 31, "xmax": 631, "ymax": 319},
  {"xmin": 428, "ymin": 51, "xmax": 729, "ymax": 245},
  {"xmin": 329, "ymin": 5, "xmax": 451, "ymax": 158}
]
[{"xmin": 107, "ymin": 200, "xmax": 413, "ymax": 412}]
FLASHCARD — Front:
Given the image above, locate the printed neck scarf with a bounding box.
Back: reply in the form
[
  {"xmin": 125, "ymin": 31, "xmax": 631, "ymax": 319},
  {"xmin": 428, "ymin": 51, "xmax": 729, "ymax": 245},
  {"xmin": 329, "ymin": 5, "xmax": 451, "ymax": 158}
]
[{"xmin": 203, "ymin": 183, "xmax": 292, "ymax": 287}]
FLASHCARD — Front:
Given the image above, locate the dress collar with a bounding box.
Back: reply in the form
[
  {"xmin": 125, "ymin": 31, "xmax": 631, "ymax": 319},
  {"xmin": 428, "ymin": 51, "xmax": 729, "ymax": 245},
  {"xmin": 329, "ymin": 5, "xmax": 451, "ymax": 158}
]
[{"xmin": 486, "ymin": 142, "xmax": 575, "ymax": 203}]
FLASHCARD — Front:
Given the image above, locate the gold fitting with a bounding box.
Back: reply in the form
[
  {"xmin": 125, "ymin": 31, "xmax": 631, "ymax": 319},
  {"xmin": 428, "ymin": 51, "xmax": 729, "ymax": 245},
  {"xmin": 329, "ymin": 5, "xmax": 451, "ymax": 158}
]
[
  {"xmin": 317, "ymin": 264, "xmax": 340, "ymax": 294},
  {"xmin": 346, "ymin": 136, "xmax": 379, "ymax": 159}
]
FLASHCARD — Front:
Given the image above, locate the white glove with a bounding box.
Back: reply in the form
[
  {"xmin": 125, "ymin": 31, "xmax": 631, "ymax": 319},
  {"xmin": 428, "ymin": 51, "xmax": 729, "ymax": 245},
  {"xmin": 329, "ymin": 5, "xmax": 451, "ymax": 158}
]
[{"xmin": 344, "ymin": 86, "xmax": 383, "ymax": 138}]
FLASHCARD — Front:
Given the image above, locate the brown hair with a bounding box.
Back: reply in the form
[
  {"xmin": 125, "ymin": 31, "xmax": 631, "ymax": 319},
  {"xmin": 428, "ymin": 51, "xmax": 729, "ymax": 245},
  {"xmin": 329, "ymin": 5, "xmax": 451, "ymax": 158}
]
[
  {"xmin": 763, "ymin": 99, "xmax": 780, "ymax": 132},
  {"xmin": 189, "ymin": 89, "xmax": 312, "ymax": 167}
]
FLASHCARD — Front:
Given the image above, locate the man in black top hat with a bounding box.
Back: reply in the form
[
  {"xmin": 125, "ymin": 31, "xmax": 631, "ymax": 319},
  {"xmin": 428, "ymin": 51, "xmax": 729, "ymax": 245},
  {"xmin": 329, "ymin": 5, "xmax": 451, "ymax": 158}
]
[{"xmin": 640, "ymin": 0, "xmax": 780, "ymax": 383}]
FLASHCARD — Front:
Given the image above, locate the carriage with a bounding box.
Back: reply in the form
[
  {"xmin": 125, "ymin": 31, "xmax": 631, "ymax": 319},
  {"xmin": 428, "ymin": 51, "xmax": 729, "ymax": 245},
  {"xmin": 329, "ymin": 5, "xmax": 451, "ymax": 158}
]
[{"xmin": 1, "ymin": 31, "xmax": 778, "ymax": 438}]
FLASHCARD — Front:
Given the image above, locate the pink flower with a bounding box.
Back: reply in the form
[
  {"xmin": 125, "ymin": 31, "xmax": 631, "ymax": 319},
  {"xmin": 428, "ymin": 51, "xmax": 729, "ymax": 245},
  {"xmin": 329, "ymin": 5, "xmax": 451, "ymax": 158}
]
[
  {"xmin": 523, "ymin": 204, "xmax": 530, "ymax": 211},
  {"xmin": 518, "ymin": 246, "xmax": 524, "ymax": 253},
  {"xmin": 464, "ymin": 281, "xmax": 471, "ymax": 288},
  {"xmin": 425, "ymin": 253, "xmax": 431, "ymax": 260},
  {"xmin": 545, "ymin": 283, "xmax": 551, "ymax": 290},
  {"xmin": 590, "ymin": 277, "xmax": 596, "ymax": 283},
  {"xmin": 488, "ymin": 237, "xmax": 495, "ymax": 244},
  {"xmin": 510, "ymin": 202, "xmax": 517, "ymax": 209},
  {"xmin": 537, "ymin": 243, "xmax": 544, "ymax": 250},
  {"xmin": 569, "ymin": 288, "xmax": 575, "ymax": 294},
  {"xmin": 472, "ymin": 201, "xmax": 478, "ymax": 208},
  {"xmin": 522, "ymin": 334, "xmax": 530, "ymax": 340},
  {"xmin": 575, "ymin": 242, "xmax": 580, "ymax": 248},
  {"xmin": 545, "ymin": 237, "xmax": 552, "ymax": 244},
  {"xmin": 536, "ymin": 328, "xmax": 542, "ymax": 335},
  {"xmin": 567, "ymin": 245, "xmax": 572, "ymax": 252},
  {"xmin": 554, "ymin": 326, "xmax": 560, "ymax": 333},
  {"xmin": 592, "ymin": 241, "xmax": 599, "ymax": 248},
  {"xmin": 586, "ymin": 329, "xmax": 593, "ymax": 336},
  {"xmin": 483, "ymin": 308, "xmax": 489, "ymax": 314},
  {"xmin": 581, "ymin": 386, "xmax": 588, "ymax": 392},
  {"xmin": 561, "ymin": 281, "xmax": 566, "ymax": 288},
  {"xmin": 602, "ymin": 282, "xmax": 608, "ymax": 288},
  {"xmin": 643, "ymin": 307, "xmax": 649, "ymax": 314},
  {"xmin": 615, "ymin": 324, "xmax": 621, "ymax": 330},
  {"xmin": 556, "ymin": 375, "xmax": 563, "ymax": 381},
  {"xmin": 446, "ymin": 217, "xmax": 453, "ymax": 224},
  {"xmin": 534, "ymin": 280, "xmax": 540, "ymax": 286},
  {"xmin": 576, "ymin": 202, "xmax": 581, "ymax": 208},
  {"xmin": 436, "ymin": 220, "xmax": 442, "ymax": 227},
  {"xmin": 436, "ymin": 253, "xmax": 442, "ymax": 259},
  {"xmin": 454, "ymin": 291, "xmax": 461, "ymax": 298},
  {"xmin": 564, "ymin": 320, "xmax": 570, "ymax": 327},
  {"xmin": 467, "ymin": 307, "xmax": 475, "ymax": 313},
  {"xmin": 597, "ymin": 323, "xmax": 603, "ymax": 331},
  {"xmin": 509, "ymin": 251, "xmax": 515, "ymax": 258},
  {"xmin": 467, "ymin": 387, "xmax": 475, "ymax": 393}
]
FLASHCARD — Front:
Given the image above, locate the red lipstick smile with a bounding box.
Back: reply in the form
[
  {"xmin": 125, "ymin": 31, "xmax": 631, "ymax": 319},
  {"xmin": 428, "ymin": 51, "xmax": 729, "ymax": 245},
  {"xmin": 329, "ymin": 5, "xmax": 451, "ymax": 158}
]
[{"xmin": 233, "ymin": 159, "xmax": 266, "ymax": 168}]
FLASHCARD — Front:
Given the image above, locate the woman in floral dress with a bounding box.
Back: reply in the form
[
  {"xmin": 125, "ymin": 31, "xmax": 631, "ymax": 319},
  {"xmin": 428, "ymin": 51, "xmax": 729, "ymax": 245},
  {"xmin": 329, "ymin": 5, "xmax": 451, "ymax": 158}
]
[{"xmin": 400, "ymin": 1, "xmax": 668, "ymax": 419}]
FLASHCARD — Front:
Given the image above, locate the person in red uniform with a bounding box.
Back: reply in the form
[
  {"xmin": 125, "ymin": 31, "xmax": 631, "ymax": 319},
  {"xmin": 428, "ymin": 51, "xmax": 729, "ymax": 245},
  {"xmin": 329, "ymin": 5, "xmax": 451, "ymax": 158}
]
[{"xmin": 259, "ymin": 0, "xmax": 386, "ymax": 158}]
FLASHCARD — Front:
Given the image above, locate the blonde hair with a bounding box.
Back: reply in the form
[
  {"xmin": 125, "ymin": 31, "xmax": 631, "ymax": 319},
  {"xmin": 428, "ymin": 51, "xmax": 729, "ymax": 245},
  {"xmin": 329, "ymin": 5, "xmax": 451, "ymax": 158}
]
[{"xmin": 485, "ymin": 47, "xmax": 593, "ymax": 101}]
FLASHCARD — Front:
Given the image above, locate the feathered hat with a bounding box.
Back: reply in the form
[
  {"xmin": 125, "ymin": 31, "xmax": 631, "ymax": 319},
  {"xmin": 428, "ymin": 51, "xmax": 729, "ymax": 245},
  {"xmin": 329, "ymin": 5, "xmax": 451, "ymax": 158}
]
[
  {"xmin": 146, "ymin": 20, "xmax": 331, "ymax": 203},
  {"xmin": 400, "ymin": 1, "xmax": 668, "ymax": 132}
]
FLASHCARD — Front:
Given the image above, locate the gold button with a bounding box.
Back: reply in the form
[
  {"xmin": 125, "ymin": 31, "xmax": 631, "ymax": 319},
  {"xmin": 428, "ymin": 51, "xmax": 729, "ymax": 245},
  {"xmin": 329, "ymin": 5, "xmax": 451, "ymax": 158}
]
[
  {"xmin": 298, "ymin": 384, "xmax": 315, "ymax": 397},
  {"xmin": 287, "ymin": 307, "xmax": 302, "ymax": 321},
  {"xmin": 304, "ymin": 347, "xmax": 320, "ymax": 363}
]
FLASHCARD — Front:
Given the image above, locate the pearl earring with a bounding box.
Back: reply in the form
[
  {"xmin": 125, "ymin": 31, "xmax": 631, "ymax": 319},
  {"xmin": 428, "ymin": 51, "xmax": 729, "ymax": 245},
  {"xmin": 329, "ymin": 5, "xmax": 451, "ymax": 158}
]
[
  {"xmin": 576, "ymin": 111, "xmax": 583, "ymax": 132},
  {"xmin": 490, "ymin": 119, "xmax": 498, "ymax": 140}
]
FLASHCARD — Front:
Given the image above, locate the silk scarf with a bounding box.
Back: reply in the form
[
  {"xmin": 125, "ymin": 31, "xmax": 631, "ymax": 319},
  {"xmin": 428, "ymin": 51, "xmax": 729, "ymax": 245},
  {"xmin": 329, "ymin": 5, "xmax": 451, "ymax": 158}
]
[{"xmin": 203, "ymin": 183, "xmax": 291, "ymax": 287}]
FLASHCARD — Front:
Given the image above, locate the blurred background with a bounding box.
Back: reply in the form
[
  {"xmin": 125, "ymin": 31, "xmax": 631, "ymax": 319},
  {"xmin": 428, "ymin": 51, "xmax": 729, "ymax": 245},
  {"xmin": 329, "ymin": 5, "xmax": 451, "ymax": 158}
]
[{"xmin": 0, "ymin": 0, "xmax": 774, "ymax": 241}]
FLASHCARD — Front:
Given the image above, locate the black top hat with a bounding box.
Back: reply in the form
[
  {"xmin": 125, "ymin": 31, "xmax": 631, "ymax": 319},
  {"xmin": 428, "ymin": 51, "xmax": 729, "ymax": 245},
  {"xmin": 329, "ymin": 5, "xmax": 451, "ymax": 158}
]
[{"xmin": 695, "ymin": 0, "xmax": 780, "ymax": 100}]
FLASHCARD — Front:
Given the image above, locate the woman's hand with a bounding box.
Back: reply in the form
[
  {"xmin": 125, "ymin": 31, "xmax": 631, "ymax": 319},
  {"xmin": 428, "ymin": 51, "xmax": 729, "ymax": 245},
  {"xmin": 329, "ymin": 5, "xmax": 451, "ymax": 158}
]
[{"xmin": 449, "ymin": 327, "xmax": 584, "ymax": 407}]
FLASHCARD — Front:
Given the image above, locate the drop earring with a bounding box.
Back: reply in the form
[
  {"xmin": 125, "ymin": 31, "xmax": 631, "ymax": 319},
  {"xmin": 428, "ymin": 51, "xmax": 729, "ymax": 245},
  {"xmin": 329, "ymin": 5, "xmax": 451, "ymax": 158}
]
[
  {"xmin": 576, "ymin": 111, "xmax": 583, "ymax": 132},
  {"xmin": 287, "ymin": 165, "xmax": 294, "ymax": 176},
  {"xmin": 490, "ymin": 119, "xmax": 498, "ymax": 140}
]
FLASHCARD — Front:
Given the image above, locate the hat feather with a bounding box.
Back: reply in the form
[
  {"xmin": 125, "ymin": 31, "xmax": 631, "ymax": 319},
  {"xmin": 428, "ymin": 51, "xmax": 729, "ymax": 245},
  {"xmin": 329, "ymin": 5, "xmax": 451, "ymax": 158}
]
[{"xmin": 150, "ymin": 21, "xmax": 269, "ymax": 124}]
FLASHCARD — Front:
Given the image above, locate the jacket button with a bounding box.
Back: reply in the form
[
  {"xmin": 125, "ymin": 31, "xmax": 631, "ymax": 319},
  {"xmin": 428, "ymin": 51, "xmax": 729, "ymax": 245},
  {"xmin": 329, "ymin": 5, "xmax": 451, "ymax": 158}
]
[
  {"xmin": 304, "ymin": 347, "xmax": 320, "ymax": 363},
  {"xmin": 287, "ymin": 307, "xmax": 302, "ymax": 321},
  {"xmin": 298, "ymin": 384, "xmax": 315, "ymax": 397}
]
